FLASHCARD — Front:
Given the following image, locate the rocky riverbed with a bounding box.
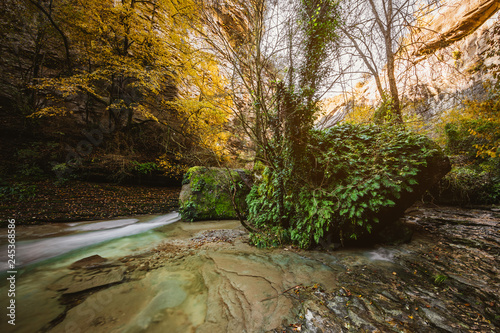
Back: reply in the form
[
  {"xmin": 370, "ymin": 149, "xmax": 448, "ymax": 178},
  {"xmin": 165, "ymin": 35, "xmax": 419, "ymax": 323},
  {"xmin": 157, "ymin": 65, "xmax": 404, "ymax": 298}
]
[
  {"xmin": 284, "ymin": 205, "xmax": 500, "ymax": 332},
  {"xmin": 2, "ymin": 205, "xmax": 499, "ymax": 333}
]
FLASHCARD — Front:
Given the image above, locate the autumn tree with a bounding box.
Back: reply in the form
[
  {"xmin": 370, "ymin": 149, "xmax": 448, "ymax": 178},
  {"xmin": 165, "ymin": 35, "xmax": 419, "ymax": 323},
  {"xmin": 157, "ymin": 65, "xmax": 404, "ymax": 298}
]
[
  {"xmin": 0, "ymin": 0, "xmax": 65, "ymax": 115},
  {"xmin": 195, "ymin": 0, "xmax": 341, "ymax": 164},
  {"xmin": 1, "ymin": 0, "xmax": 234, "ymax": 176}
]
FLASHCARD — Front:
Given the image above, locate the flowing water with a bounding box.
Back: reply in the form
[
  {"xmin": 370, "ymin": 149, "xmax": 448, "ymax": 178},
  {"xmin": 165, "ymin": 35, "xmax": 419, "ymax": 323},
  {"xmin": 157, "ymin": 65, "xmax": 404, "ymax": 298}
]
[
  {"xmin": 0, "ymin": 213, "xmax": 180, "ymax": 271},
  {"xmin": 0, "ymin": 205, "xmax": 499, "ymax": 333}
]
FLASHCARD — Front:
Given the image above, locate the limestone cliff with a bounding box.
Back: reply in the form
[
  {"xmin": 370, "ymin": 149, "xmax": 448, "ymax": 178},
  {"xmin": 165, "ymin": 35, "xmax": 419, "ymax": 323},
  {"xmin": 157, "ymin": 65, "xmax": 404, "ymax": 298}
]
[
  {"xmin": 414, "ymin": 0, "xmax": 500, "ymax": 57},
  {"xmin": 319, "ymin": 0, "xmax": 500, "ymax": 127}
]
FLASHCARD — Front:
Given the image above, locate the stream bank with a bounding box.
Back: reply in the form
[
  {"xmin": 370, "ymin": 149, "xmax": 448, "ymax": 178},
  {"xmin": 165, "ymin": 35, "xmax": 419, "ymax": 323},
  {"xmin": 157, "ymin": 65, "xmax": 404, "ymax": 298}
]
[
  {"xmin": 0, "ymin": 181, "xmax": 180, "ymax": 225},
  {"xmin": 282, "ymin": 204, "xmax": 500, "ymax": 332}
]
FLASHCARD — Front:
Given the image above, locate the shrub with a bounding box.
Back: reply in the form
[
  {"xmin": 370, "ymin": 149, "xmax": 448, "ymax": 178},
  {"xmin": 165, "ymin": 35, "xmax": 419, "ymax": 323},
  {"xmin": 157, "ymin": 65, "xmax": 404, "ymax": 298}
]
[
  {"xmin": 435, "ymin": 96, "xmax": 500, "ymax": 204},
  {"xmin": 131, "ymin": 161, "xmax": 159, "ymax": 175},
  {"xmin": 0, "ymin": 183, "xmax": 37, "ymax": 201},
  {"xmin": 247, "ymin": 123, "xmax": 443, "ymax": 248}
]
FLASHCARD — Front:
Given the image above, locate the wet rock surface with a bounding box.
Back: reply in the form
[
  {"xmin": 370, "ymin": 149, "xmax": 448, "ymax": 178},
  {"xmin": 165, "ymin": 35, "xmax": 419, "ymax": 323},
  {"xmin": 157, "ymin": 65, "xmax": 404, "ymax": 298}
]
[
  {"xmin": 48, "ymin": 265, "xmax": 126, "ymax": 295},
  {"xmin": 3, "ymin": 205, "xmax": 499, "ymax": 333},
  {"xmin": 278, "ymin": 205, "xmax": 500, "ymax": 332}
]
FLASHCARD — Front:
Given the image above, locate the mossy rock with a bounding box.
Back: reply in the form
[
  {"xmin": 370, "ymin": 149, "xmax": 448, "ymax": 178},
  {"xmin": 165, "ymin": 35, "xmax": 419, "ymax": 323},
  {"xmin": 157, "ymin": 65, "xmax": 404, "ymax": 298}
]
[{"xmin": 179, "ymin": 167, "xmax": 252, "ymax": 221}]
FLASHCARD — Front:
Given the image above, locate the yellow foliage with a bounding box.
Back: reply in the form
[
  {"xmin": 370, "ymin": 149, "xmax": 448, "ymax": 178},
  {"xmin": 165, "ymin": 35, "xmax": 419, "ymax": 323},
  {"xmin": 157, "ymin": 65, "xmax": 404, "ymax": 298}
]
[
  {"xmin": 342, "ymin": 104, "xmax": 374, "ymax": 124},
  {"xmin": 164, "ymin": 98, "xmax": 231, "ymax": 157},
  {"xmin": 437, "ymin": 97, "xmax": 500, "ymax": 158},
  {"xmin": 28, "ymin": 0, "xmax": 233, "ymax": 162},
  {"xmin": 156, "ymin": 154, "xmax": 189, "ymax": 177},
  {"xmin": 403, "ymin": 112, "xmax": 432, "ymax": 136}
]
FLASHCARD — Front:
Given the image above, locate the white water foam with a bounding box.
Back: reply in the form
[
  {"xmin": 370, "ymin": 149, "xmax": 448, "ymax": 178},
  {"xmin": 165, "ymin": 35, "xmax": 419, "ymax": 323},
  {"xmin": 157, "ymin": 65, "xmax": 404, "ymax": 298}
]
[{"xmin": 0, "ymin": 212, "xmax": 180, "ymax": 270}]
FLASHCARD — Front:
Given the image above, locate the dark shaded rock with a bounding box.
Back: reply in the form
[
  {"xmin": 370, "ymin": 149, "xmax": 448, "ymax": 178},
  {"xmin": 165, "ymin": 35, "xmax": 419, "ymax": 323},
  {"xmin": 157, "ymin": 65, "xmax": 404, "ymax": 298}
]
[
  {"xmin": 372, "ymin": 140, "xmax": 451, "ymax": 244},
  {"xmin": 179, "ymin": 167, "xmax": 252, "ymax": 221}
]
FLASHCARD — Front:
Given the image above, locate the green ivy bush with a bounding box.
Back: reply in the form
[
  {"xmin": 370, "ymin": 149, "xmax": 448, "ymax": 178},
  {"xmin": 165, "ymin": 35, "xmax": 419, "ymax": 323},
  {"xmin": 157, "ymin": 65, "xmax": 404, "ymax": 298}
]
[
  {"xmin": 131, "ymin": 161, "xmax": 159, "ymax": 175},
  {"xmin": 248, "ymin": 123, "xmax": 442, "ymax": 248}
]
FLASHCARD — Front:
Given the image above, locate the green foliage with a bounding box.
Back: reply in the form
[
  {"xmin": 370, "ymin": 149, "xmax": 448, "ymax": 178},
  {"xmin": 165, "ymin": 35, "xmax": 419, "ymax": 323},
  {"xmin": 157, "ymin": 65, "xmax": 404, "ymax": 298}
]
[
  {"xmin": 433, "ymin": 274, "xmax": 448, "ymax": 285},
  {"xmin": 437, "ymin": 96, "xmax": 500, "ymax": 204},
  {"xmin": 298, "ymin": 0, "xmax": 339, "ymax": 105},
  {"xmin": 18, "ymin": 164, "xmax": 45, "ymax": 178},
  {"xmin": 439, "ymin": 161, "xmax": 500, "ymax": 204},
  {"xmin": 247, "ymin": 123, "xmax": 438, "ymax": 248},
  {"xmin": 0, "ymin": 183, "xmax": 37, "ymax": 201},
  {"xmin": 14, "ymin": 144, "xmax": 50, "ymax": 180},
  {"xmin": 373, "ymin": 95, "xmax": 401, "ymax": 125},
  {"xmin": 246, "ymin": 166, "xmax": 294, "ymax": 242},
  {"xmin": 179, "ymin": 201, "xmax": 198, "ymax": 222},
  {"xmin": 249, "ymin": 226, "xmax": 291, "ymax": 248},
  {"xmin": 131, "ymin": 161, "xmax": 159, "ymax": 175}
]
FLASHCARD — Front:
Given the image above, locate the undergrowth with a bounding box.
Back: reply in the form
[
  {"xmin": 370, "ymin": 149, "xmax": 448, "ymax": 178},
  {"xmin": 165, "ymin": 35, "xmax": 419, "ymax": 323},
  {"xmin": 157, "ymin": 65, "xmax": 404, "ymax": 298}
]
[{"xmin": 248, "ymin": 123, "xmax": 440, "ymax": 248}]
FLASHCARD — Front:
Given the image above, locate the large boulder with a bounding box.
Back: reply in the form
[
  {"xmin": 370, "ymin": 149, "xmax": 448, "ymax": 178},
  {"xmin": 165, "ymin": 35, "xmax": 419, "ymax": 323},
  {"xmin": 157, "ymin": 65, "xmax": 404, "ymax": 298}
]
[
  {"xmin": 247, "ymin": 124, "xmax": 452, "ymax": 248},
  {"xmin": 179, "ymin": 167, "xmax": 252, "ymax": 221},
  {"xmin": 371, "ymin": 140, "xmax": 451, "ymax": 244}
]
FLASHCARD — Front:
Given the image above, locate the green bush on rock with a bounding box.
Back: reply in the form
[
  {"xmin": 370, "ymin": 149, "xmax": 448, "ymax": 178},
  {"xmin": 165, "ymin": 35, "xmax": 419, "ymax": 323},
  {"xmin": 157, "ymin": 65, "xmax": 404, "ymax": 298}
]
[
  {"xmin": 247, "ymin": 124, "xmax": 450, "ymax": 248},
  {"xmin": 179, "ymin": 167, "xmax": 252, "ymax": 221}
]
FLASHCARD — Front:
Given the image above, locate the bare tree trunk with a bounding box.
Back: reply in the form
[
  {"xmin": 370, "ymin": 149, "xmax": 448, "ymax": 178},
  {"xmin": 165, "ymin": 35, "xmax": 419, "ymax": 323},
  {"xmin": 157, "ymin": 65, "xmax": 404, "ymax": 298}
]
[
  {"xmin": 367, "ymin": 0, "xmax": 403, "ymax": 123},
  {"xmin": 27, "ymin": 0, "xmax": 72, "ymax": 73}
]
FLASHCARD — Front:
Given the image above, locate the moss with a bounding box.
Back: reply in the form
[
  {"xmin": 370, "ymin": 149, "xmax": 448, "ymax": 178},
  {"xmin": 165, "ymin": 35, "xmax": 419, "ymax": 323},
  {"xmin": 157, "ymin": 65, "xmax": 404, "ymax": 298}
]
[{"xmin": 179, "ymin": 167, "xmax": 252, "ymax": 221}]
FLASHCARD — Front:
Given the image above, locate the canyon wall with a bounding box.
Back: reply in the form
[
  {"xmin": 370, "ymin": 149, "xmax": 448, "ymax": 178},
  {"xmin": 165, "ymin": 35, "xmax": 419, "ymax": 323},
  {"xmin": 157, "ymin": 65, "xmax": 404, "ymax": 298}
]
[{"xmin": 319, "ymin": 0, "xmax": 500, "ymax": 128}]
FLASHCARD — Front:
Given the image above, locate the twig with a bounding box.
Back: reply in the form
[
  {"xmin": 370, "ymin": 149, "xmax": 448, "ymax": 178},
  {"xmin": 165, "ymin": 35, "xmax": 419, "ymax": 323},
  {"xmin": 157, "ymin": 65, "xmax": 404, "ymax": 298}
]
[{"xmin": 261, "ymin": 284, "xmax": 303, "ymax": 302}]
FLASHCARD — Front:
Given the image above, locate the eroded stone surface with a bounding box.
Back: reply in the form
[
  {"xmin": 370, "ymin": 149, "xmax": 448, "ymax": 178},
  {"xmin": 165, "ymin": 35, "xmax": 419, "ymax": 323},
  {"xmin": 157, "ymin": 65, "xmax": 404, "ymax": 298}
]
[
  {"xmin": 8, "ymin": 207, "xmax": 500, "ymax": 333},
  {"xmin": 319, "ymin": 1, "xmax": 500, "ymax": 128},
  {"xmin": 414, "ymin": 0, "xmax": 500, "ymax": 56},
  {"xmin": 280, "ymin": 205, "xmax": 500, "ymax": 332}
]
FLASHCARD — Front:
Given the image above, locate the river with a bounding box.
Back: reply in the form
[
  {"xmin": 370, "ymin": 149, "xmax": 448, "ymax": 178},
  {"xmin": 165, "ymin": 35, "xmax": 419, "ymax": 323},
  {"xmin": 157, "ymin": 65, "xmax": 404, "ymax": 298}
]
[{"xmin": 0, "ymin": 205, "xmax": 499, "ymax": 332}]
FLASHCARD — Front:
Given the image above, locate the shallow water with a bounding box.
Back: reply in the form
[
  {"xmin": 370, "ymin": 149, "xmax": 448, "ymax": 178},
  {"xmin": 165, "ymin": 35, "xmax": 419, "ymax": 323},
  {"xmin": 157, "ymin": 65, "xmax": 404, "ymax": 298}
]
[
  {"xmin": 1, "ymin": 205, "xmax": 498, "ymax": 333},
  {"xmin": 0, "ymin": 213, "xmax": 180, "ymax": 270}
]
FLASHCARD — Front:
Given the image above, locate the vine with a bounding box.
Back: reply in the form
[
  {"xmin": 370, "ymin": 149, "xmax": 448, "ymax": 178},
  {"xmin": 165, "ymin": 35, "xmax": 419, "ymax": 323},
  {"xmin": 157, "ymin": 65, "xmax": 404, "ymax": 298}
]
[{"xmin": 248, "ymin": 124, "xmax": 439, "ymax": 248}]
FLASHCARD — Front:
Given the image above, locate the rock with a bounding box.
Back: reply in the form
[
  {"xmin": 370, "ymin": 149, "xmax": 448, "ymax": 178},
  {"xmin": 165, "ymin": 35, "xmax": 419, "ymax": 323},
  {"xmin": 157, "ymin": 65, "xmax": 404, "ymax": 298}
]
[
  {"xmin": 327, "ymin": 296, "xmax": 349, "ymax": 318},
  {"xmin": 319, "ymin": 1, "xmax": 500, "ymax": 126},
  {"xmin": 413, "ymin": 0, "xmax": 500, "ymax": 57},
  {"xmin": 69, "ymin": 254, "xmax": 108, "ymax": 270},
  {"xmin": 21, "ymin": 205, "xmax": 500, "ymax": 333},
  {"xmin": 49, "ymin": 265, "xmax": 126, "ymax": 294},
  {"xmin": 63, "ymin": 267, "xmax": 126, "ymax": 294},
  {"xmin": 179, "ymin": 167, "xmax": 252, "ymax": 221},
  {"xmin": 190, "ymin": 229, "xmax": 247, "ymax": 245}
]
